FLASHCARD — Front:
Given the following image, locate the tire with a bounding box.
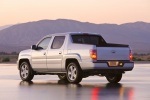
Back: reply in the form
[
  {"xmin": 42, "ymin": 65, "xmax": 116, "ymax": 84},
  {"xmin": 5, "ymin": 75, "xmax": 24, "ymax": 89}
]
[
  {"xmin": 58, "ymin": 74, "xmax": 67, "ymax": 80},
  {"xmin": 19, "ymin": 61, "xmax": 34, "ymax": 81},
  {"xmin": 66, "ymin": 62, "xmax": 82, "ymax": 84},
  {"xmin": 106, "ymin": 74, "xmax": 122, "ymax": 83}
]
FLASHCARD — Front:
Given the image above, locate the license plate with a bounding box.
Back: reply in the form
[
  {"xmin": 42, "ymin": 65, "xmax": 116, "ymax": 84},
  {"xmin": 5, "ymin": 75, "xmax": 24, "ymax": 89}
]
[{"xmin": 108, "ymin": 61, "xmax": 119, "ymax": 66}]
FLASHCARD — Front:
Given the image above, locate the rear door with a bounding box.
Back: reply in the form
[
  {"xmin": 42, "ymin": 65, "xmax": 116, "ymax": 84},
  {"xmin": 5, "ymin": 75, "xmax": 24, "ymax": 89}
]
[{"xmin": 47, "ymin": 36, "xmax": 65, "ymax": 72}]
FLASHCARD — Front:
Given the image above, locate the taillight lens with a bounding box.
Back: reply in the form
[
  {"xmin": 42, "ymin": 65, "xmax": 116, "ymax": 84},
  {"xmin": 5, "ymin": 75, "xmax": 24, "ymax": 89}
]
[
  {"xmin": 130, "ymin": 49, "xmax": 133, "ymax": 61},
  {"xmin": 90, "ymin": 50, "xmax": 97, "ymax": 60}
]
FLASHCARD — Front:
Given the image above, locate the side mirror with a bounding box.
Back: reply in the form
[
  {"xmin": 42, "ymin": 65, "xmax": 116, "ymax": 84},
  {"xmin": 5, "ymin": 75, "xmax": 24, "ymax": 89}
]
[{"xmin": 31, "ymin": 45, "xmax": 37, "ymax": 50}]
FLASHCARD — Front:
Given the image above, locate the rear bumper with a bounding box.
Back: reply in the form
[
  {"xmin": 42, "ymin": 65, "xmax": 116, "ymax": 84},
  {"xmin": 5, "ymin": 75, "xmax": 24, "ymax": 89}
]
[{"xmin": 80, "ymin": 60, "xmax": 134, "ymax": 71}]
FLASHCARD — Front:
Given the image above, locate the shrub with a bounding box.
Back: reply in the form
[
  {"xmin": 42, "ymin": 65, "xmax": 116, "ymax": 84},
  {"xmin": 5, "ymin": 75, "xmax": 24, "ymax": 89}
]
[
  {"xmin": 133, "ymin": 57, "xmax": 137, "ymax": 61},
  {"xmin": 136, "ymin": 58, "xmax": 142, "ymax": 61},
  {"xmin": 147, "ymin": 57, "xmax": 150, "ymax": 60},
  {"xmin": 2, "ymin": 57, "xmax": 10, "ymax": 62},
  {"xmin": 11, "ymin": 52, "xmax": 18, "ymax": 55}
]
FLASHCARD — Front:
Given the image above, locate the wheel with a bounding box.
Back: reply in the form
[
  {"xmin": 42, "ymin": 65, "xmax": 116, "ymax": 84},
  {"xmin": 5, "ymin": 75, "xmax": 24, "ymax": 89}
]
[
  {"xmin": 19, "ymin": 61, "xmax": 34, "ymax": 81},
  {"xmin": 58, "ymin": 74, "xmax": 67, "ymax": 80},
  {"xmin": 106, "ymin": 74, "xmax": 122, "ymax": 83},
  {"xmin": 66, "ymin": 62, "xmax": 82, "ymax": 84}
]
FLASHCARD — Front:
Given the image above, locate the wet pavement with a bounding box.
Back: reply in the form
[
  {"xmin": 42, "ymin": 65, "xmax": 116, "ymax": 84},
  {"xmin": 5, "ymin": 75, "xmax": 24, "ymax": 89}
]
[{"xmin": 0, "ymin": 63, "xmax": 150, "ymax": 100}]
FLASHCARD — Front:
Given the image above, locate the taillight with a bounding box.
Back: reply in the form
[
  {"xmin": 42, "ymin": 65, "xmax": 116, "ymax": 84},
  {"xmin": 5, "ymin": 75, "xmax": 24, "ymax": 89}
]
[
  {"xmin": 130, "ymin": 49, "xmax": 133, "ymax": 61},
  {"xmin": 90, "ymin": 50, "xmax": 97, "ymax": 60}
]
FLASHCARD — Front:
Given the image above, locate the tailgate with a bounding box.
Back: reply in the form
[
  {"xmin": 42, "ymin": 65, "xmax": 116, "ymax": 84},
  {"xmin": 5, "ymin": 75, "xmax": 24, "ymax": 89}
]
[{"xmin": 96, "ymin": 47, "xmax": 130, "ymax": 60}]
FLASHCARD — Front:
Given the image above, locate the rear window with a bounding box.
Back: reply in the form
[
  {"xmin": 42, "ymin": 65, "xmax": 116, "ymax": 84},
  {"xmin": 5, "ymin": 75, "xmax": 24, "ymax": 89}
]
[{"xmin": 71, "ymin": 35, "xmax": 106, "ymax": 46}]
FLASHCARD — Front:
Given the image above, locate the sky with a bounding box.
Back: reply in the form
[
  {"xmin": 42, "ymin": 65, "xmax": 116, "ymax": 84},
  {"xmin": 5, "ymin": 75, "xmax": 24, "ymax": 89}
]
[{"xmin": 0, "ymin": 0, "xmax": 150, "ymax": 26}]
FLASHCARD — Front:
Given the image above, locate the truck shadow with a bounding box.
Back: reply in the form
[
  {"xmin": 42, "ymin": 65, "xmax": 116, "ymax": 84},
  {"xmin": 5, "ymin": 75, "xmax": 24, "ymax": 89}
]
[{"xmin": 19, "ymin": 80, "xmax": 134, "ymax": 100}]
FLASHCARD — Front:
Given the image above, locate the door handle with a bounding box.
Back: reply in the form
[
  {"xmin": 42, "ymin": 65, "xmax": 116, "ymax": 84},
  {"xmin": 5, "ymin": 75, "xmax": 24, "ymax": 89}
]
[
  {"xmin": 59, "ymin": 51, "xmax": 62, "ymax": 54},
  {"xmin": 43, "ymin": 52, "xmax": 46, "ymax": 55}
]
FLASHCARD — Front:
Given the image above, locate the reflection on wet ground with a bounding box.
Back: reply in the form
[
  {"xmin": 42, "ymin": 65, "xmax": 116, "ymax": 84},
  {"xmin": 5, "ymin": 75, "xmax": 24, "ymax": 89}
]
[
  {"xmin": 19, "ymin": 80, "xmax": 133, "ymax": 100},
  {"xmin": 0, "ymin": 63, "xmax": 150, "ymax": 100}
]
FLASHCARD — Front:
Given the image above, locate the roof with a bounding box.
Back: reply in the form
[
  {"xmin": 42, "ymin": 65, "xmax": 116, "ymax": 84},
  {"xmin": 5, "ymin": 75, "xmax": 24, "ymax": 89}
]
[{"xmin": 46, "ymin": 32, "xmax": 100, "ymax": 37}]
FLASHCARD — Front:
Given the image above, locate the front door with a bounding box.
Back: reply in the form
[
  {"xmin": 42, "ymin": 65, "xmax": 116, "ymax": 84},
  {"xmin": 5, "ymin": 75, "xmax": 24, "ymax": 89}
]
[{"xmin": 31, "ymin": 37, "xmax": 51, "ymax": 72}]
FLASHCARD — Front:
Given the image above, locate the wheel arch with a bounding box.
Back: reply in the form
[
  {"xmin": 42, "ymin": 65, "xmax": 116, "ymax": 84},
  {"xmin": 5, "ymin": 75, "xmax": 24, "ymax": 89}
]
[
  {"xmin": 18, "ymin": 59, "xmax": 31, "ymax": 70},
  {"xmin": 65, "ymin": 58, "xmax": 82, "ymax": 71},
  {"xmin": 62, "ymin": 53, "xmax": 82, "ymax": 71}
]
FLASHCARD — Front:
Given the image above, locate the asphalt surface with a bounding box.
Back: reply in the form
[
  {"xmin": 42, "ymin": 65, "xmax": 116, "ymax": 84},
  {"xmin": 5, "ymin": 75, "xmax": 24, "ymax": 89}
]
[{"xmin": 0, "ymin": 63, "xmax": 150, "ymax": 100}]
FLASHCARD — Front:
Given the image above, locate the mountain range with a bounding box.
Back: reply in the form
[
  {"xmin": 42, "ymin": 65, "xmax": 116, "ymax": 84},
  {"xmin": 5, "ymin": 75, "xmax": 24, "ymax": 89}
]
[
  {"xmin": 0, "ymin": 25, "xmax": 12, "ymax": 30},
  {"xmin": 0, "ymin": 19, "xmax": 150, "ymax": 53}
]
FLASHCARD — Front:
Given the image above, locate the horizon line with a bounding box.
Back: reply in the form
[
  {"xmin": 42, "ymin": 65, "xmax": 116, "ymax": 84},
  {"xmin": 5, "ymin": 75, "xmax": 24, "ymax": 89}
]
[{"xmin": 1, "ymin": 18, "xmax": 150, "ymax": 27}]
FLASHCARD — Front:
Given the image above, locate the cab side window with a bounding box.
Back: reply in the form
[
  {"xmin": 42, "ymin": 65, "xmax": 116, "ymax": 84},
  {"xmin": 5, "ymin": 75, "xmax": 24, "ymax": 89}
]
[
  {"xmin": 51, "ymin": 36, "xmax": 65, "ymax": 49},
  {"xmin": 37, "ymin": 37, "xmax": 51, "ymax": 50}
]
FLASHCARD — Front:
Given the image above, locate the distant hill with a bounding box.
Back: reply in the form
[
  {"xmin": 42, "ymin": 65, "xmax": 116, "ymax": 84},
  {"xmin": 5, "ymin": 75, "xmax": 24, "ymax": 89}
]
[
  {"xmin": 0, "ymin": 19, "xmax": 150, "ymax": 53},
  {"xmin": 0, "ymin": 25, "xmax": 12, "ymax": 30}
]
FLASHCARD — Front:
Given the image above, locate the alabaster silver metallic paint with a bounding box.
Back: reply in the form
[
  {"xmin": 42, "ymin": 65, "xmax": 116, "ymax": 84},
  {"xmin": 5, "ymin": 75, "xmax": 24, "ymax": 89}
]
[{"xmin": 18, "ymin": 32, "xmax": 134, "ymax": 74}]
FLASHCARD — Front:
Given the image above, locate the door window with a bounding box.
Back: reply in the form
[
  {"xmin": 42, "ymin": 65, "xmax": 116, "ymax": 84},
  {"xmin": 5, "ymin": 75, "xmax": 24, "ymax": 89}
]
[
  {"xmin": 37, "ymin": 37, "xmax": 51, "ymax": 50},
  {"xmin": 51, "ymin": 36, "xmax": 65, "ymax": 49}
]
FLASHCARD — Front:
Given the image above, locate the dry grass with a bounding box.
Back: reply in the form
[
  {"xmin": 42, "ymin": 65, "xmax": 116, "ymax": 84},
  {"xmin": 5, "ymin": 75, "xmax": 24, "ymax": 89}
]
[
  {"xmin": 0, "ymin": 55, "xmax": 18, "ymax": 63},
  {"xmin": 133, "ymin": 54, "xmax": 150, "ymax": 61},
  {"xmin": 0, "ymin": 54, "xmax": 150, "ymax": 63}
]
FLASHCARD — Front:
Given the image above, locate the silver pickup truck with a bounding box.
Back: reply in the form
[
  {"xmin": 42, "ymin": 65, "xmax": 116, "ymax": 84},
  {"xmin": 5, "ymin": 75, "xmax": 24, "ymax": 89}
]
[{"xmin": 17, "ymin": 32, "xmax": 134, "ymax": 83}]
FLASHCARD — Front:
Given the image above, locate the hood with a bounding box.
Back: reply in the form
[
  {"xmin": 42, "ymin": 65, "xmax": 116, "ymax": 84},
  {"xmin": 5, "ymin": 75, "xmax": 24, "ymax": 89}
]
[{"xmin": 19, "ymin": 49, "xmax": 32, "ymax": 56}]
